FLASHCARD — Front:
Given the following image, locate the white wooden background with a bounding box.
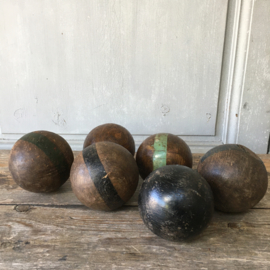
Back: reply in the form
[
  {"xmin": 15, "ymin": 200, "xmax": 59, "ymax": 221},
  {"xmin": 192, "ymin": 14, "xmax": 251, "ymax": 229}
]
[
  {"xmin": 237, "ymin": 0, "xmax": 270, "ymax": 153},
  {"xmin": 0, "ymin": 0, "xmax": 269, "ymax": 153}
]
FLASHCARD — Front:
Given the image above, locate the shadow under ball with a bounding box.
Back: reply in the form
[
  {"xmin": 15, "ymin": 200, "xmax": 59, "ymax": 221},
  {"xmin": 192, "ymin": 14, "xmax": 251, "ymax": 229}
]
[
  {"xmin": 70, "ymin": 141, "xmax": 139, "ymax": 211},
  {"xmin": 9, "ymin": 130, "xmax": 74, "ymax": 193},
  {"xmin": 197, "ymin": 144, "xmax": 268, "ymax": 213},
  {"xmin": 136, "ymin": 133, "xmax": 192, "ymax": 179},
  {"xmin": 138, "ymin": 165, "xmax": 214, "ymax": 242},
  {"xmin": 83, "ymin": 123, "xmax": 135, "ymax": 156}
]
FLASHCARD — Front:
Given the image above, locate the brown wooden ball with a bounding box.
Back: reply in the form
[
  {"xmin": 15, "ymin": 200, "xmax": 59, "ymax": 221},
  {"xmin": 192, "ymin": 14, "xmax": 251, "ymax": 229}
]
[
  {"xmin": 136, "ymin": 133, "xmax": 192, "ymax": 179},
  {"xmin": 83, "ymin": 123, "xmax": 135, "ymax": 156},
  {"xmin": 70, "ymin": 141, "xmax": 139, "ymax": 211},
  {"xmin": 9, "ymin": 130, "xmax": 74, "ymax": 193},
  {"xmin": 197, "ymin": 144, "xmax": 268, "ymax": 213}
]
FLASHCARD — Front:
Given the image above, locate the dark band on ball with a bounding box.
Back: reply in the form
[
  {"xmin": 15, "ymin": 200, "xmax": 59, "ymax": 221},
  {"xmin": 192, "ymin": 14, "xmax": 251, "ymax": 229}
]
[
  {"xmin": 20, "ymin": 132, "xmax": 70, "ymax": 181},
  {"xmin": 83, "ymin": 145, "xmax": 124, "ymax": 210}
]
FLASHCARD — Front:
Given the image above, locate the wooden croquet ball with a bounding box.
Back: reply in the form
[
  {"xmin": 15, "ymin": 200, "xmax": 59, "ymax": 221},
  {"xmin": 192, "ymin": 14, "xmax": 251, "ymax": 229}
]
[
  {"xmin": 70, "ymin": 141, "xmax": 139, "ymax": 211},
  {"xmin": 9, "ymin": 130, "xmax": 74, "ymax": 193},
  {"xmin": 83, "ymin": 123, "xmax": 135, "ymax": 156},
  {"xmin": 138, "ymin": 165, "xmax": 214, "ymax": 241},
  {"xmin": 136, "ymin": 133, "xmax": 192, "ymax": 179},
  {"xmin": 197, "ymin": 144, "xmax": 268, "ymax": 213}
]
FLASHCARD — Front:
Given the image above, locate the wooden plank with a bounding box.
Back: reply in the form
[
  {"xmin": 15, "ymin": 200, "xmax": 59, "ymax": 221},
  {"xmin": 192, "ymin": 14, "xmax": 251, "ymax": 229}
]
[
  {"xmin": 1, "ymin": 150, "xmax": 270, "ymax": 269},
  {"xmin": 1, "ymin": 150, "xmax": 270, "ymax": 208},
  {"xmin": 0, "ymin": 205, "xmax": 270, "ymax": 269}
]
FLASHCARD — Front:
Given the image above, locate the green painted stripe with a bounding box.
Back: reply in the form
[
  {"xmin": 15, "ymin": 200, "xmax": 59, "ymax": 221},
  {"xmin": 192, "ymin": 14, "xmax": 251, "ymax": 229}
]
[
  {"xmin": 20, "ymin": 132, "xmax": 70, "ymax": 181},
  {"xmin": 152, "ymin": 134, "xmax": 168, "ymax": 170}
]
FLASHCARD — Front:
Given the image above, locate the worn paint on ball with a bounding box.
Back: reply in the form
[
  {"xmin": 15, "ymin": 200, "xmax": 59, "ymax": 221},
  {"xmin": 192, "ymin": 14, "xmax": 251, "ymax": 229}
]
[
  {"xmin": 9, "ymin": 130, "xmax": 74, "ymax": 193},
  {"xmin": 138, "ymin": 165, "xmax": 214, "ymax": 241},
  {"xmin": 152, "ymin": 134, "xmax": 168, "ymax": 170},
  {"xmin": 70, "ymin": 141, "xmax": 139, "ymax": 211},
  {"xmin": 20, "ymin": 132, "xmax": 70, "ymax": 181},
  {"xmin": 83, "ymin": 144, "xmax": 124, "ymax": 210}
]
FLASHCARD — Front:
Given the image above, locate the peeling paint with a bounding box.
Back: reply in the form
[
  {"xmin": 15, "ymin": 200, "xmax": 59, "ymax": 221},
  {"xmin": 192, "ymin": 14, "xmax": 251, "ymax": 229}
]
[
  {"xmin": 14, "ymin": 109, "xmax": 26, "ymax": 123},
  {"xmin": 52, "ymin": 111, "xmax": 67, "ymax": 127}
]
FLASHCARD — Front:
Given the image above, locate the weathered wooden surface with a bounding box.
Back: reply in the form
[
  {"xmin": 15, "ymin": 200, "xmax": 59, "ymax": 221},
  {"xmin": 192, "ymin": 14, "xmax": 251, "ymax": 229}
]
[
  {"xmin": 1, "ymin": 206, "xmax": 270, "ymax": 269},
  {"xmin": 1, "ymin": 150, "xmax": 270, "ymax": 269}
]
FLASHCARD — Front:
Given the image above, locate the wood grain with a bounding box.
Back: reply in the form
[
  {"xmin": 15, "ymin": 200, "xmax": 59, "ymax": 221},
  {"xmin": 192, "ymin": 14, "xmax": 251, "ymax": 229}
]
[
  {"xmin": 83, "ymin": 123, "xmax": 135, "ymax": 156},
  {"xmin": 1, "ymin": 206, "xmax": 270, "ymax": 269},
  {"xmin": 136, "ymin": 133, "xmax": 192, "ymax": 179},
  {"xmin": 0, "ymin": 150, "xmax": 270, "ymax": 269},
  {"xmin": 197, "ymin": 145, "xmax": 268, "ymax": 212}
]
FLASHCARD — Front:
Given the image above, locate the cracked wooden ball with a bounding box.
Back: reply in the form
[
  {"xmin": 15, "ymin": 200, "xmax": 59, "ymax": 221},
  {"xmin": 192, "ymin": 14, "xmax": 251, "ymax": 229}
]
[
  {"xmin": 70, "ymin": 141, "xmax": 139, "ymax": 211},
  {"xmin": 138, "ymin": 165, "xmax": 214, "ymax": 241},
  {"xmin": 9, "ymin": 130, "xmax": 74, "ymax": 193},
  {"xmin": 136, "ymin": 133, "xmax": 192, "ymax": 179},
  {"xmin": 197, "ymin": 144, "xmax": 268, "ymax": 213},
  {"xmin": 83, "ymin": 123, "xmax": 135, "ymax": 156}
]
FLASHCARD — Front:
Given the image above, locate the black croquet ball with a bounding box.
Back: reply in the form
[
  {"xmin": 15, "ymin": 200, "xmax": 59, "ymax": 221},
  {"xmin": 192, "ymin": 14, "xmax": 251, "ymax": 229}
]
[
  {"xmin": 197, "ymin": 144, "xmax": 268, "ymax": 212},
  {"xmin": 70, "ymin": 141, "xmax": 139, "ymax": 211},
  {"xmin": 138, "ymin": 165, "xmax": 214, "ymax": 241},
  {"xmin": 83, "ymin": 123, "xmax": 135, "ymax": 156},
  {"xmin": 136, "ymin": 133, "xmax": 192, "ymax": 179},
  {"xmin": 9, "ymin": 130, "xmax": 74, "ymax": 193}
]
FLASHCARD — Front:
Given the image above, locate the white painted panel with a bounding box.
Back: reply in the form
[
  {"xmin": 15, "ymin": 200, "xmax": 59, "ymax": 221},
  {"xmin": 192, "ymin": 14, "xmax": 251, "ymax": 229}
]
[
  {"xmin": 0, "ymin": 0, "xmax": 227, "ymax": 136},
  {"xmin": 237, "ymin": 0, "xmax": 270, "ymax": 153}
]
